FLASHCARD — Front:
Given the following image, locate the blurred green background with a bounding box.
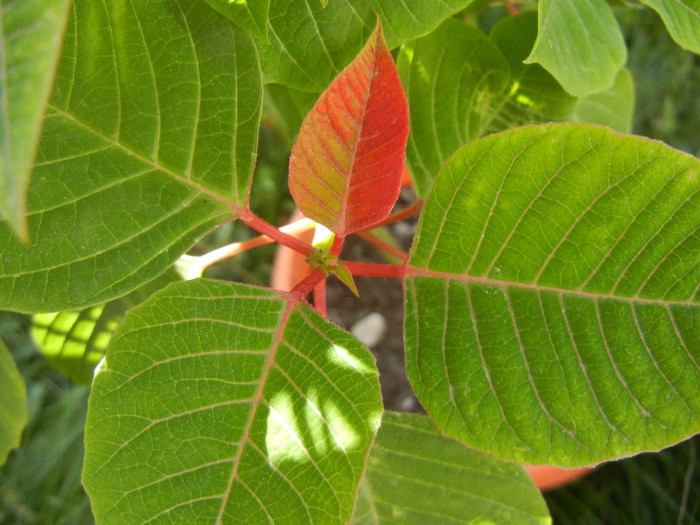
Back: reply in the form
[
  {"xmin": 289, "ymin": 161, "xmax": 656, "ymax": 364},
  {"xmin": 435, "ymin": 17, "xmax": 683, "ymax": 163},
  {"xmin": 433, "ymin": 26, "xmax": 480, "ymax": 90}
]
[{"xmin": 1, "ymin": 6, "xmax": 699, "ymax": 524}]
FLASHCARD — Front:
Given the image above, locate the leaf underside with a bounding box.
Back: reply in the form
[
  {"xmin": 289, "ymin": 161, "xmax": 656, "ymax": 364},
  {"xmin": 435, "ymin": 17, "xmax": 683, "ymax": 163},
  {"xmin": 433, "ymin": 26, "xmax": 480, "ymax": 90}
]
[
  {"xmin": 352, "ymin": 412, "xmax": 551, "ymax": 524},
  {"xmin": 32, "ymin": 269, "xmax": 181, "ymax": 385},
  {"xmin": 526, "ymin": 0, "xmax": 627, "ymax": 97},
  {"xmin": 288, "ymin": 19, "xmax": 408, "ymax": 236},
  {"xmin": 638, "ymin": 0, "xmax": 700, "ymax": 54},
  {"xmin": 0, "ymin": 0, "xmax": 262, "ymax": 313},
  {"xmin": 0, "ymin": 0, "xmax": 72, "ymax": 241},
  {"xmin": 573, "ymin": 68, "xmax": 635, "ymax": 133},
  {"xmin": 398, "ymin": 18, "xmax": 510, "ymax": 198},
  {"xmin": 399, "ymin": 13, "xmax": 584, "ymax": 198},
  {"xmin": 257, "ymin": 0, "xmax": 478, "ymax": 92},
  {"xmin": 405, "ymin": 123, "xmax": 700, "ymax": 467},
  {"xmin": 83, "ymin": 279, "xmax": 382, "ymax": 524},
  {"xmin": 486, "ymin": 11, "xmax": 577, "ymax": 133},
  {"xmin": 202, "ymin": 0, "xmax": 270, "ymax": 42}
]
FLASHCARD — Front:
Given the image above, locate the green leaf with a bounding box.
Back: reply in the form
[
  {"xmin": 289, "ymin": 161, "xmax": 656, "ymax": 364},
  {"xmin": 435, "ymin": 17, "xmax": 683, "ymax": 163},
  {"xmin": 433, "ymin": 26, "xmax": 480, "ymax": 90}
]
[
  {"xmin": 397, "ymin": 19, "xmax": 510, "ymax": 197},
  {"xmin": 525, "ymin": 0, "xmax": 627, "ymax": 97},
  {"xmin": 0, "ymin": 0, "xmax": 262, "ymax": 313},
  {"xmin": 405, "ymin": 123, "xmax": 700, "ymax": 467},
  {"xmin": 83, "ymin": 279, "xmax": 382, "ymax": 524},
  {"xmin": 0, "ymin": 0, "xmax": 72, "ymax": 241},
  {"xmin": 258, "ymin": 0, "xmax": 477, "ymax": 92},
  {"xmin": 334, "ymin": 264, "xmax": 359, "ymax": 297},
  {"xmin": 263, "ymin": 84, "xmax": 317, "ymax": 146},
  {"xmin": 32, "ymin": 270, "xmax": 181, "ymax": 385},
  {"xmin": 352, "ymin": 412, "xmax": 551, "ymax": 524},
  {"xmin": 487, "ymin": 11, "xmax": 577, "ymax": 132},
  {"xmin": 573, "ymin": 68, "xmax": 635, "ymax": 133},
  {"xmin": 638, "ymin": 0, "xmax": 700, "ymax": 54},
  {"xmin": 32, "ymin": 306, "xmax": 113, "ymax": 386},
  {"xmin": 373, "ymin": 0, "xmax": 477, "ymax": 49},
  {"xmin": 201, "ymin": 0, "xmax": 270, "ymax": 42},
  {"xmin": 0, "ymin": 339, "xmax": 27, "ymax": 466}
]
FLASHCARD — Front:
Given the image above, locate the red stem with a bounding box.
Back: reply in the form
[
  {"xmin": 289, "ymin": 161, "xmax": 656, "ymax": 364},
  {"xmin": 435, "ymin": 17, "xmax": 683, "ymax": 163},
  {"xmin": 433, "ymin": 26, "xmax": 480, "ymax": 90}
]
[
  {"xmin": 375, "ymin": 199, "xmax": 423, "ymax": 227},
  {"xmin": 289, "ymin": 268, "xmax": 326, "ymax": 301},
  {"xmin": 239, "ymin": 209, "xmax": 314, "ymax": 255},
  {"xmin": 330, "ymin": 235, "xmax": 345, "ymax": 257},
  {"xmin": 314, "ymin": 279, "xmax": 327, "ymax": 317},
  {"xmin": 355, "ymin": 230, "xmax": 407, "ymax": 261},
  {"xmin": 342, "ymin": 261, "xmax": 405, "ymax": 278}
]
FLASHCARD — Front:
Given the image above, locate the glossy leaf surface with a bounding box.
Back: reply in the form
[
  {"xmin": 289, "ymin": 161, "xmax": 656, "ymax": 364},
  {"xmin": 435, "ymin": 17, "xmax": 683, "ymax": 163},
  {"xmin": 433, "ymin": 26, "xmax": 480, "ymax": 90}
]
[
  {"xmin": 83, "ymin": 279, "xmax": 382, "ymax": 524},
  {"xmin": 525, "ymin": 0, "xmax": 627, "ymax": 97},
  {"xmin": 352, "ymin": 412, "xmax": 551, "ymax": 524},
  {"xmin": 202, "ymin": 0, "xmax": 270, "ymax": 42},
  {"xmin": 32, "ymin": 270, "xmax": 180, "ymax": 384},
  {"xmin": 0, "ymin": 339, "xmax": 27, "ymax": 466},
  {"xmin": 405, "ymin": 123, "xmax": 700, "ymax": 467},
  {"xmin": 289, "ymin": 20, "xmax": 408, "ymax": 236},
  {"xmin": 638, "ymin": 0, "xmax": 700, "ymax": 54},
  {"xmin": 0, "ymin": 0, "xmax": 262, "ymax": 313},
  {"xmin": 397, "ymin": 19, "xmax": 510, "ymax": 197},
  {"xmin": 0, "ymin": 0, "xmax": 72, "ymax": 241},
  {"xmin": 257, "ymin": 0, "xmax": 477, "ymax": 92}
]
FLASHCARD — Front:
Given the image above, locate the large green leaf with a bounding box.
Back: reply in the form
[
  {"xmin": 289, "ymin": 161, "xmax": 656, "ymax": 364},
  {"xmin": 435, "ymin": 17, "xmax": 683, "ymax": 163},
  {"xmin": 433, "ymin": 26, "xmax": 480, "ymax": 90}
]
[
  {"xmin": 0, "ymin": 0, "xmax": 262, "ymax": 313},
  {"xmin": 201, "ymin": 0, "xmax": 270, "ymax": 42},
  {"xmin": 638, "ymin": 0, "xmax": 700, "ymax": 54},
  {"xmin": 397, "ymin": 19, "xmax": 510, "ymax": 197},
  {"xmin": 486, "ymin": 11, "xmax": 577, "ymax": 133},
  {"xmin": 405, "ymin": 123, "xmax": 700, "ymax": 467},
  {"xmin": 0, "ymin": 339, "xmax": 27, "ymax": 466},
  {"xmin": 0, "ymin": 0, "xmax": 72, "ymax": 241},
  {"xmin": 83, "ymin": 279, "xmax": 382, "ymax": 524},
  {"xmin": 32, "ymin": 270, "xmax": 181, "ymax": 384},
  {"xmin": 525, "ymin": 0, "xmax": 627, "ymax": 97},
  {"xmin": 352, "ymin": 412, "xmax": 551, "ymax": 524},
  {"xmin": 257, "ymin": 0, "xmax": 477, "ymax": 92}
]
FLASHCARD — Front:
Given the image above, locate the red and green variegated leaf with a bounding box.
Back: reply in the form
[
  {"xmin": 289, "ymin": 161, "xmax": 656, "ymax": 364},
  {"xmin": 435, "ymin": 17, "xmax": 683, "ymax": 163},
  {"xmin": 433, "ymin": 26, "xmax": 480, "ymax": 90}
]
[{"xmin": 288, "ymin": 17, "xmax": 409, "ymax": 237}]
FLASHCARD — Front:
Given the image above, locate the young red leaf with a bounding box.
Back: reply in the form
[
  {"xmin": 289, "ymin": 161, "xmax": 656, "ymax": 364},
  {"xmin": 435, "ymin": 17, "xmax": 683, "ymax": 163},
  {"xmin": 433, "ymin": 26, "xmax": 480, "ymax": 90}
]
[{"xmin": 288, "ymin": 18, "xmax": 409, "ymax": 237}]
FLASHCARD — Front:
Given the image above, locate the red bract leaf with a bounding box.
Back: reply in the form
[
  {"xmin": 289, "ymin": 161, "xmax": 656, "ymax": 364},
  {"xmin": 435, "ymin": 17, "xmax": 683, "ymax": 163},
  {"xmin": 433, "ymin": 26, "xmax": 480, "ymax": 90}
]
[{"xmin": 288, "ymin": 18, "xmax": 409, "ymax": 237}]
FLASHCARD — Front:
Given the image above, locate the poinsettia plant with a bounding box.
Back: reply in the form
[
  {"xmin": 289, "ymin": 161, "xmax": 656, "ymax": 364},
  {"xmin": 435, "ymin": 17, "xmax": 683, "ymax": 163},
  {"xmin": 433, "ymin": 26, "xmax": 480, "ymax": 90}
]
[{"xmin": 1, "ymin": 0, "xmax": 699, "ymax": 523}]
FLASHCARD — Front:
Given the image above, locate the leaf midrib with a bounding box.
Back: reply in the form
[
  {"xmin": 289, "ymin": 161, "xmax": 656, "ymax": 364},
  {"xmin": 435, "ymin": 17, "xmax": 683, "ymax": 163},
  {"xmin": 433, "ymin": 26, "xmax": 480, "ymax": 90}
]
[
  {"xmin": 405, "ymin": 267, "xmax": 698, "ymax": 307},
  {"xmin": 215, "ymin": 298, "xmax": 294, "ymax": 524},
  {"xmin": 338, "ymin": 29, "xmax": 378, "ymax": 235},
  {"xmin": 48, "ymin": 104, "xmax": 241, "ymax": 211}
]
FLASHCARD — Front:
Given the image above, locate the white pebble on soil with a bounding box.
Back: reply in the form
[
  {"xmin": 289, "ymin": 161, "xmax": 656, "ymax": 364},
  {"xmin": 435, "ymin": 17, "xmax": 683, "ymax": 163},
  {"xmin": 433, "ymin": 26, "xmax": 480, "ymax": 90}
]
[{"xmin": 350, "ymin": 312, "xmax": 386, "ymax": 349}]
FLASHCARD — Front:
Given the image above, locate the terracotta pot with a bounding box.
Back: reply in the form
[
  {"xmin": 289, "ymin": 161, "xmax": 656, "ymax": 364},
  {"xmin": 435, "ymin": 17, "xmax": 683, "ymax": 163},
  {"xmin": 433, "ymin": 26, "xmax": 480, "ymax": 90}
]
[
  {"xmin": 270, "ymin": 211, "xmax": 315, "ymax": 292},
  {"xmin": 270, "ymin": 211, "xmax": 593, "ymax": 491},
  {"xmin": 524, "ymin": 464, "xmax": 593, "ymax": 491}
]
